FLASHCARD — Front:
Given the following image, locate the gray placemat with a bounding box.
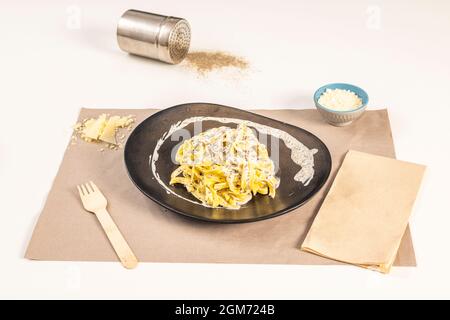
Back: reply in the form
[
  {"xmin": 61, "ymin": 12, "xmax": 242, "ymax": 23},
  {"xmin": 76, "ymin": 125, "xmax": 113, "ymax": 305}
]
[{"xmin": 25, "ymin": 108, "xmax": 416, "ymax": 266}]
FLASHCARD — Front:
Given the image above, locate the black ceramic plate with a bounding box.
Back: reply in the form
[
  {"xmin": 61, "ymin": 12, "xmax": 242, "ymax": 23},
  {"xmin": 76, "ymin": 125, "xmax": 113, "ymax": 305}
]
[{"xmin": 125, "ymin": 103, "xmax": 331, "ymax": 223}]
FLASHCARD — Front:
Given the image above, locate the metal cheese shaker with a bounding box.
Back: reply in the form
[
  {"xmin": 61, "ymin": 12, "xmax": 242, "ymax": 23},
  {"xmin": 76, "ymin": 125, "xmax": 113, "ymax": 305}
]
[{"xmin": 117, "ymin": 10, "xmax": 191, "ymax": 64}]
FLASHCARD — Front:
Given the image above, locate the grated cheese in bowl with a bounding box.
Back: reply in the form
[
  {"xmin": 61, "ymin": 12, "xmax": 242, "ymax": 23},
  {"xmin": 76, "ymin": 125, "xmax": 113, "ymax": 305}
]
[
  {"xmin": 314, "ymin": 83, "xmax": 368, "ymax": 126},
  {"xmin": 318, "ymin": 88, "xmax": 362, "ymax": 111}
]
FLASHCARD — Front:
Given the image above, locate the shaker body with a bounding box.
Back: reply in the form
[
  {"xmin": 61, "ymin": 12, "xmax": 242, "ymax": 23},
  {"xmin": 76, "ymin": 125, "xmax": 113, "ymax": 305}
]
[{"xmin": 117, "ymin": 10, "xmax": 191, "ymax": 64}]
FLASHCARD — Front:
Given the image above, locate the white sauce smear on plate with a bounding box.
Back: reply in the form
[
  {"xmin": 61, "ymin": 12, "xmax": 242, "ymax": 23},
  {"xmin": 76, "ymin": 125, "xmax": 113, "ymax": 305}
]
[{"xmin": 149, "ymin": 117, "xmax": 318, "ymax": 206}]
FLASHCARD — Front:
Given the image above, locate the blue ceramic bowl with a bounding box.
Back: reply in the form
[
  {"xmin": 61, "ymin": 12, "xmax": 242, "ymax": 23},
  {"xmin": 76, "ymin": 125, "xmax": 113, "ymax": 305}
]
[{"xmin": 313, "ymin": 83, "xmax": 369, "ymax": 126}]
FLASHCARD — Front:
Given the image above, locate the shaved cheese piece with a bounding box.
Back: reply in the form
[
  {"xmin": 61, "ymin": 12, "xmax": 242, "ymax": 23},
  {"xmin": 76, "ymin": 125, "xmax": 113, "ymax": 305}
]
[
  {"xmin": 99, "ymin": 116, "xmax": 121, "ymax": 144},
  {"xmin": 74, "ymin": 114, "xmax": 135, "ymax": 148},
  {"xmin": 82, "ymin": 114, "xmax": 107, "ymax": 140}
]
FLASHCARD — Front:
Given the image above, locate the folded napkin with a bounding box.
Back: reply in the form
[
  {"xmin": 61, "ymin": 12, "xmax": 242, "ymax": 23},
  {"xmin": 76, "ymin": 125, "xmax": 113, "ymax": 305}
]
[{"xmin": 301, "ymin": 150, "xmax": 425, "ymax": 273}]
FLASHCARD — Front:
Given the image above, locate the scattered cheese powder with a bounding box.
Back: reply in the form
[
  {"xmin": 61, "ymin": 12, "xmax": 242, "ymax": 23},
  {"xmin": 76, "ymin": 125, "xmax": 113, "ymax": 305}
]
[
  {"xmin": 72, "ymin": 114, "xmax": 135, "ymax": 151},
  {"xmin": 184, "ymin": 51, "xmax": 249, "ymax": 75},
  {"xmin": 318, "ymin": 88, "xmax": 363, "ymax": 111}
]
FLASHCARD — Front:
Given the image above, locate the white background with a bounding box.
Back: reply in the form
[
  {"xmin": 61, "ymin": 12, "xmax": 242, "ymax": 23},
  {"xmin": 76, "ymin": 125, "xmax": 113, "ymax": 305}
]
[{"xmin": 1, "ymin": 0, "xmax": 450, "ymax": 299}]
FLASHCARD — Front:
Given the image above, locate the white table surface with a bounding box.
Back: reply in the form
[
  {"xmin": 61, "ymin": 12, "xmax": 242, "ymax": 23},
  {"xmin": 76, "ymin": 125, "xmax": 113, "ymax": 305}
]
[{"xmin": 1, "ymin": 0, "xmax": 450, "ymax": 299}]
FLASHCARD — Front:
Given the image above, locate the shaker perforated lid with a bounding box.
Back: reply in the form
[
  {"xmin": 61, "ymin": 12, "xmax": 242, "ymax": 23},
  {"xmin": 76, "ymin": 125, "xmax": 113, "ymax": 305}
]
[{"xmin": 117, "ymin": 10, "xmax": 191, "ymax": 64}]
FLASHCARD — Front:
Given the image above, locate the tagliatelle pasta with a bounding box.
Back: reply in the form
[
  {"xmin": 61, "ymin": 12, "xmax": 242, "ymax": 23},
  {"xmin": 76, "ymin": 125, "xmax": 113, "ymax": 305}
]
[{"xmin": 170, "ymin": 123, "xmax": 280, "ymax": 209}]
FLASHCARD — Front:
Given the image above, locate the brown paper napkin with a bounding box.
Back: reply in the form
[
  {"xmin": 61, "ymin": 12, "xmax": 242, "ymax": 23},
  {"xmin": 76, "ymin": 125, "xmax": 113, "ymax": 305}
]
[
  {"xmin": 25, "ymin": 108, "xmax": 417, "ymax": 266},
  {"xmin": 301, "ymin": 150, "xmax": 425, "ymax": 273}
]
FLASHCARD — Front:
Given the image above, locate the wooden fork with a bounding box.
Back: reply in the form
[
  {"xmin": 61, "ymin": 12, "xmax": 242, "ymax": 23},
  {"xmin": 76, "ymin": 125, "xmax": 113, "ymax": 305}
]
[{"xmin": 77, "ymin": 181, "xmax": 138, "ymax": 269}]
